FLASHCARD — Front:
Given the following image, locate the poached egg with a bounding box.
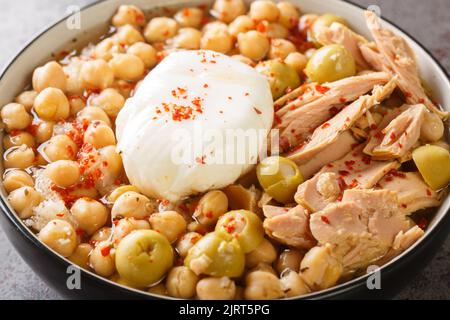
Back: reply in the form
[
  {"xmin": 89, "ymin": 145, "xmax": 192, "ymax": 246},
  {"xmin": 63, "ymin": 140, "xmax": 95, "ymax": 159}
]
[{"xmin": 116, "ymin": 50, "xmax": 273, "ymax": 202}]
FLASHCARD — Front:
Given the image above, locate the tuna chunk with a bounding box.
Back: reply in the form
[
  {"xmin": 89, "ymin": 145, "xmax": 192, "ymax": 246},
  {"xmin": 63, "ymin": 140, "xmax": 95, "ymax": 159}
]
[
  {"xmin": 276, "ymin": 72, "xmax": 391, "ymax": 151},
  {"xmin": 315, "ymin": 22, "xmax": 370, "ymax": 69},
  {"xmin": 263, "ymin": 205, "xmax": 316, "ymax": 249},
  {"xmin": 295, "ymin": 147, "xmax": 399, "ymax": 212},
  {"xmin": 288, "ymin": 78, "xmax": 397, "ymax": 163},
  {"xmin": 376, "ymin": 171, "xmax": 441, "ymax": 214},
  {"xmin": 364, "ymin": 104, "xmax": 426, "ymax": 160},
  {"xmin": 364, "ymin": 11, "xmax": 448, "ymax": 119},
  {"xmin": 297, "ymin": 131, "xmax": 358, "ymax": 179},
  {"xmin": 310, "ymin": 189, "xmax": 410, "ymax": 271}
]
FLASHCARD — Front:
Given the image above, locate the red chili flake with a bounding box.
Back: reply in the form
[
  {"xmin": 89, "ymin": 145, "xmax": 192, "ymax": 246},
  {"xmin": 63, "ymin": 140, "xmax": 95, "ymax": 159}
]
[
  {"xmin": 338, "ymin": 176, "xmax": 347, "ymax": 190},
  {"xmin": 398, "ymin": 143, "xmax": 403, "ymax": 148},
  {"xmin": 348, "ymin": 179, "xmax": 358, "ymax": 189},
  {"xmin": 426, "ymin": 189, "xmax": 432, "ymax": 196},
  {"xmin": 418, "ymin": 98, "xmax": 425, "ymax": 103},
  {"xmin": 101, "ymin": 245, "xmax": 111, "ymax": 257},
  {"xmin": 315, "ymin": 85, "xmax": 330, "ymax": 94},
  {"xmin": 329, "ymin": 106, "xmax": 339, "ymax": 116},
  {"xmin": 374, "ymin": 132, "xmax": 384, "ymax": 140},
  {"xmin": 182, "ymin": 8, "xmax": 190, "ymax": 16},
  {"xmin": 388, "ymin": 169, "xmax": 406, "ymax": 179},
  {"xmin": 345, "ymin": 160, "xmax": 355, "ymax": 169},
  {"xmin": 256, "ymin": 20, "xmax": 268, "ymax": 32},
  {"xmin": 321, "ymin": 216, "xmax": 330, "ymax": 224},
  {"xmin": 389, "ymin": 132, "xmax": 396, "ymax": 141},
  {"xmin": 56, "ymin": 213, "xmax": 65, "ymax": 217},
  {"xmin": 245, "ymin": 92, "xmax": 250, "ymax": 96},
  {"xmin": 385, "ymin": 176, "xmax": 394, "ymax": 182},
  {"xmin": 76, "ymin": 228, "xmax": 85, "ymax": 236},
  {"xmin": 274, "ymin": 114, "xmax": 282, "ymax": 124},
  {"xmin": 205, "ymin": 211, "xmax": 213, "ymax": 219},
  {"xmin": 195, "ymin": 155, "xmax": 206, "ymax": 165},
  {"xmin": 418, "ymin": 217, "xmax": 428, "ymax": 230},
  {"xmin": 253, "ymin": 107, "xmax": 262, "ymax": 115},
  {"xmin": 203, "ymin": 83, "xmax": 209, "ymax": 88},
  {"xmin": 339, "ymin": 97, "xmax": 347, "ymax": 103},
  {"xmin": 327, "ymin": 163, "xmax": 334, "ymax": 168},
  {"xmin": 336, "ymin": 194, "xmax": 343, "ymax": 201},
  {"xmin": 338, "ymin": 170, "xmax": 350, "ymax": 177},
  {"xmin": 404, "ymin": 91, "xmax": 412, "ymax": 98},
  {"xmin": 370, "ymin": 124, "xmax": 378, "ymax": 130},
  {"xmin": 362, "ymin": 155, "xmax": 371, "ymax": 165},
  {"xmin": 321, "ymin": 122, "xmax": 330, "ymax": 129},
  {"xmin": 401, "ymin": 204, "xmax": 407, "ymax": 209}
]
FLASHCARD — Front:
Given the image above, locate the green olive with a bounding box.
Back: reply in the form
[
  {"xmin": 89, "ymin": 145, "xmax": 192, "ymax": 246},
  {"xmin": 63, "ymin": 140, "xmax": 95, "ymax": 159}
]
[
  {"xmin": 305, "ymin": 44, "xmax": 356, "ymax": 84},
  {"xmin": 256, "ymin": 60, "xmax": 301, "ymax": 99},
  {"xmin": 215, "ymin": 210, "xmax": 264, "ymax": 253},
  {"xmin": 310, "ymin": 14, "xmax": 348, "ymax": 45},
  {"xmin": 412, "ymin": 144, "xmax": 450, "ymax": 190},
  {"xmin": 184, "ymin": 232, "xmax": 245, "ymax": 278},
  {"xmin": 257, "ymin": 156, "xmax": 304, "ymax": 204},
  {"xmin": 115, "ymin": 230, "xmax": 173, "ymax": 288}
]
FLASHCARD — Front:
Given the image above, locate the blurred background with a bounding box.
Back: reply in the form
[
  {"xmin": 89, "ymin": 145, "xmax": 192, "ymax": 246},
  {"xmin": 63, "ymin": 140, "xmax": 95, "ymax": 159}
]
[{"xmin": 0, "ymin": 0, "xmax": 449, "ymax": 299}]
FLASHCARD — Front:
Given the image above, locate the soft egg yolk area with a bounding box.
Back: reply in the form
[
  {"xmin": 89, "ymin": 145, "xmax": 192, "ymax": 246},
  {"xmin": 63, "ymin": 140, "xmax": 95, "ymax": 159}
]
[{"xmin": 116, "ymin": 50, "xmax": 273, "ymax": 202}]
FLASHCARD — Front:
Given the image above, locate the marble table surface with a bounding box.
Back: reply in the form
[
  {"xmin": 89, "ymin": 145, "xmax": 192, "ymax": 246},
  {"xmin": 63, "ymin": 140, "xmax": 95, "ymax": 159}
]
[{"xmin": 0, "ymin": 0, "xmax": 449, "ymax": 300}]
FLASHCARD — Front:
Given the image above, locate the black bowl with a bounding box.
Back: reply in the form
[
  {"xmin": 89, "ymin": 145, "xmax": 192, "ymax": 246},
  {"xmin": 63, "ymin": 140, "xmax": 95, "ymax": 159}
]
[{"xmin": 0, "ymin": 0, "xmax": 449, "ymax": 300}]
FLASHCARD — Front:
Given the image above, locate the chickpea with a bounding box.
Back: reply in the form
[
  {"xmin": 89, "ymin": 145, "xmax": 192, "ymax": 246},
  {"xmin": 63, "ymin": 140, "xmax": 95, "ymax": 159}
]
[
  {"xmin": 63, "ymin": 59, "xmax": 84, "ymax": 95},
  {"xmin": 244, "ymin": 271, "xmax": 283, "ymax": 300},
  {"xmin": 196, "ymin": 277, "xmax": 236, "ymax": 300},
  {"xmin": 111, "ymin": 191, "xmax": 154, "ymax": 220},
  {"xmin": 420, "ymin": 111, "xmax": 444, "ymax": 142},
  {"xmin": 94, "ymin": 38, "xmax": 125, "ymax": 61},
  {"xmin": 231, "ymin": 54, "xmax": 255, "ymax": 66},
  {"xmin": 280, "ymin": 270, "xmax": 310, "ymax": 297},
  {"xmin": 265, "ymin": 22, "xmax": 289, "ymax": 39},
  {"xmin": 300, "ymin": 245, "xmax": 343, "ymax": 290},
  {"xmin": 112, "ymin": 218, "xmax": 150, "ymax": 244},
  {"xmin": 83, "ymin": 121, "xmax": 116, "ymax": 149},
  {"xmin": 34, "ymin": 121, "xmax": 54, "ymax": 144},
  {"xmin": 200, "ymin": 28, "xmax": 233, "ymax": 54},
  {"xmin": 128, "ymin": 42, "xmax": 157, "ymax": 69},
  {"xmin": 7, "ymin": 186, "xmax": 42, "ymax": 219},
  {"xmin": 32, "ymin": 61, "xmax": 67, "ymax": 92},
  {"xmin": 114, "ymin": 24, "xmax": 144, "ymax": 46},
  {"xmin": 144, "ymin": 17, "xmax": 179, "ymax": 43},
  {"xmin": 109, "ymin": 53, "xmax": 145, "ymax": 81},
  {"xmin": 212, "ymin": 0, "xmax": 246, "ymax": 23},
  {"xmin": 68, "ymin": 96, "xmax": 86, "ymax": 116},
  {"xmin": 228, "ymin": 16, "xmax": 255, "ymax": 37},
  {"xmin": 77, "ymin": 106, "xmax": 111, "ymax": 127},
  {"xmin": 80, "ymin": 59, "xmax": 114, "ymax": 90},
  {"xmin": 4, "ymin": 145, "xmax": 35, "ymax": 169},
  {"xmin": 108, "ymin": 185, "xmax": 140, "ymax": 203},
  {"xmin": 305, "ymin": 48, "xmax": 317, "ymax": 60},
  {"xmin": 99, "ymin": 145, "xmax": 123, "ymax": 178},
  {"xmin": 245, "ymin": 238, "xmax": 277, "ymax": 268},
  {"xmin": 89, "ymin": 88, "xmax": 125, "ymax": 117},
  {"xmin": 285, "ymin": 52, "xmax": 307, "ymax": 74},
  {"xmin": 39, "ymin": 220, "xmax": 77, "ymax": 257},
  {"xmin": 166, "ymin": 266, "xmax": 199, "ymax": 299},
  {"xmin": 90, "ymin": 227, "xmax": 112, "ymax": 244},
  {"xmin": 250, "ymin": 0, "xmax": 280, "ymax": 22},
  {"xmin": 71, "ymin": 198, "xmax": 108, "ymax": 235},
  {"xmin": 3, "ymin": 170, "xmax": 34, "ymax": 193},
  {"xmin": 34, "ymin": 88, "xmax": 70, "ymax": 121},
  {"xmin": 193, "ymin": 190, "xmax": 228, "ymax": 225},
  {"xmin": 90, "ymin": 241, "xmax": 116, "ymax": 277},
  {"xmin": 250, "ymin": 262, "xmax": 278, "ymax": 276},
  {"xmin": 148, "ymin": 282, "xmax": 167, "ymax": 295},
  {"xmin": 15, "ymin": 91, "xmax": 38, "ymax": 112},
  {"xmin": 44, "ymin": 135, "xmax": 78, "ymax": 161},
  {"xmin": 176, "ymin": 232, "xmax": 202, "ymax": 257},
  {"xmin": 237, "ymin": 31, "xmax": 270, "ymax": 61},
  {"xmin": 45, "ymin": 160, "xmax": 80, "ymax": 187},
  {"xmin": 174, "ymin": 7, "xmax": 203, "ymax": 28},
  {"xmin": 1, "ymin": 103, "xmax": 32, "ymax": 131},
  {"xmin": 277, "ymin": 2, "xmax": 300, "ymax": 29},
  {"xmin": 69, "ymin": 243, "xmax": 93, "ymax": 269},
  {"xmin": 112, "ymin": 5, "xmax": 146, "ymax": 28},
  {"xmin": 3, "ymin": 132, "xmax": 35, "ymax": 149},
  {"xmin": 202, "ymin": 21, "xmax": 228, "ymax": 33},
  {"xmin": 276, "ymin": 249, "xmax": 304, "ymax": 274},
  {"xmin": 269, "ymin": 38, "xmax": 297, "ymax": 60},
  {"xmin": 149, "ymin": 210, "xmax": 187, "ymax": 243},
  {"xmin": 172, "ymin": 28, "xmax": 202, "ymax": 50}
]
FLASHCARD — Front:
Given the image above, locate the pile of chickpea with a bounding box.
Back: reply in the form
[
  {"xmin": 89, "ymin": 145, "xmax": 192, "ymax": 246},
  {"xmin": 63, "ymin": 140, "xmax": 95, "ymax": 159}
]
[{"xmin": 0, "ymin": 0, "xmax": 357, "ymax": 300}]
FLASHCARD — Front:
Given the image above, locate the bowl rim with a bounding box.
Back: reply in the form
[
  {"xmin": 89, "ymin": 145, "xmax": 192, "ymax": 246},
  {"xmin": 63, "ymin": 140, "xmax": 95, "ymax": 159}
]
[{"xmin": 0, "ymin": 0, "xmax": 449, "ymax": 300}]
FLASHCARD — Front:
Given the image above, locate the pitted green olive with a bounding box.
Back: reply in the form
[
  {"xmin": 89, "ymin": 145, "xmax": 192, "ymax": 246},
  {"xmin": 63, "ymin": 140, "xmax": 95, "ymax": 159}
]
[
  {"xmin": 184, "ymin": 232, "xmax": 245, "ymax": 278},
  {"xmin": 412, "ymin": 144, "xmax": 450, "ymax": 190},
  {"xmin": 257, "ymin": 156, "xmax": 303, "ymax": 204},
  {"xmin": 310, "ymin": 14, "xmax": 348, "ymax": 45},
  {"xmin": 256, "ymin": 60, "xmax": 301, "ymax": 99},
  {"xmin": 305, "ymin": 44, "xmax": 356, "ymax": 84},
  {"xmin": 115, "ymin": 230, "xmax": 174, "ymax": 288},
  {"xmin": 215, "ymin": 210, "xmax": 264, "ymax": 253}
]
